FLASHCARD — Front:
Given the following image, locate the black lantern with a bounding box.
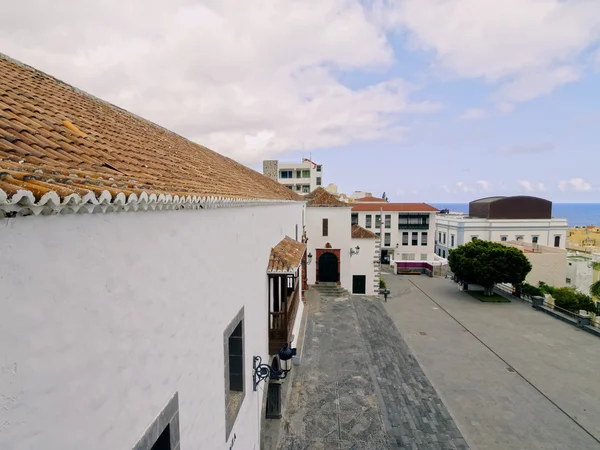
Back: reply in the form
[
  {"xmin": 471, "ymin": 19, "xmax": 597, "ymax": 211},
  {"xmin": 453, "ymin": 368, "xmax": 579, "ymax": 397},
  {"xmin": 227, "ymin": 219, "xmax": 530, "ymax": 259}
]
[{"xmin": 253, "ymin": 344, "xmax": 297, "ymax": 391}]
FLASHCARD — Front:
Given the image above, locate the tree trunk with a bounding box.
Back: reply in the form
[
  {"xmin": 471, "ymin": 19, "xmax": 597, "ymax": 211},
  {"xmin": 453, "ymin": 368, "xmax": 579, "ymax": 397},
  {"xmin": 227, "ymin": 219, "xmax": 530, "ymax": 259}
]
[{"xmin": 484, "ymin": 285, "xmax": 494, "ymax": 296}]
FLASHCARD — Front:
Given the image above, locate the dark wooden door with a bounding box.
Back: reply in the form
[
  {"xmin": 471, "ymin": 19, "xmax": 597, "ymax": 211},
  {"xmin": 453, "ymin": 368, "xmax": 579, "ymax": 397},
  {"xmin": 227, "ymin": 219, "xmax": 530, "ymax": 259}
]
[
  {"xmin": 352, "ymin": 275, "xmax": 366, "ymax": 294},
  {"xmin": 318, "ymin": 252, "xmax": 338, "ymax": 282}
]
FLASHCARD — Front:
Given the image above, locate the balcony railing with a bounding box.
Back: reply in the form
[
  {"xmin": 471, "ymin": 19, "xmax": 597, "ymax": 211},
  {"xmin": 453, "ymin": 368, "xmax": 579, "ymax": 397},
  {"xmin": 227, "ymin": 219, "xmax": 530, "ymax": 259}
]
[
  {"xmin": 269, "ymin": 276, "xmax": 299, "ymax": 355},
  {"xmin": 398, "ymin": 224, "xmax": 429, "ymax": 230}
]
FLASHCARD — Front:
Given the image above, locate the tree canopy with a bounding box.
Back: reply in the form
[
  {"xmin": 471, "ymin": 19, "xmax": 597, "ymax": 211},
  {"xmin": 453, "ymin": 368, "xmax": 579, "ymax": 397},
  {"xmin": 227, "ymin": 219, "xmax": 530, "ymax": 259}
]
[
  {"xmin": 591, "ymin": 280, "xmax": 600, "ymax": 300},
  {"xmin": 448, "ymin": 239, "xmax": 532, "ymax": 295}
]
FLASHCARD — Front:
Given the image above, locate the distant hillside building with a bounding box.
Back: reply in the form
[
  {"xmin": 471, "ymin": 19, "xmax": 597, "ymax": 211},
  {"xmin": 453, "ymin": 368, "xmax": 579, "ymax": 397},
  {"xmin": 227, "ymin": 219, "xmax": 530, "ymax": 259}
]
[
  {"xmin": 435, "ymin": 196, "xmax": 568, "ymax": 259},
  {"xmin": 263, "ymin": 158, "xmax": 322, "ymax": 194}
]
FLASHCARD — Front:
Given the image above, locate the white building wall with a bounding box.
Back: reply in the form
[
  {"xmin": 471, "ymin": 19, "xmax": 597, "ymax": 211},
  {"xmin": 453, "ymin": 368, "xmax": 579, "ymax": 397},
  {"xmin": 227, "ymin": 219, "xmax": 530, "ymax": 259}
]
[
  {"xmin": 567, "ymin": 258, "xmax": 596, "ymax": 294},
  {"xmin": 277, "ymin": 161, "xmax": 322, "ymax": 194},
  {"xmin": 0, "ymin": 203, "xmax": 303, "ymax": 450},
  {"xmin": 305, "ymin": 207, "xmax": 352, "ymax": 290},
  {"xmin": 354, "ymin": 211, "xmax": 436, "ymax": 261},
  {"xmin": 435, "ymin": 216, "xmax": 568, "ymax": 257},
  {"xmin": 350, "ymin": 237, "xmax": 380, "ymax": 295}
]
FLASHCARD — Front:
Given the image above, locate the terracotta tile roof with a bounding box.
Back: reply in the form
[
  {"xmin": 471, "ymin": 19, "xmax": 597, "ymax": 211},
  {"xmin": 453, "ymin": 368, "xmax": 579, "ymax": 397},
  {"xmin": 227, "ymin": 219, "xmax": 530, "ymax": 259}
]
[
  {"xmin": 352, "ymin": 203, "xmax": 438, "ymax": 212},
  {"xmin": 267, "ymin": 236, "xmax": 307, "ymax": 273},
  {"xmin": 355, "ymin": 196, "xmax": 387, "ymax": 203},
  {"xmin": 0, "ymin": 54, "xmax": 302, "ymax": 214},
  {"xmin": 351, "ymin": 224, "xmax": 379, "ymax": 239},
  {"xmin": 305, "ymin": 187, "xmax": 349, "ymax": 207}
]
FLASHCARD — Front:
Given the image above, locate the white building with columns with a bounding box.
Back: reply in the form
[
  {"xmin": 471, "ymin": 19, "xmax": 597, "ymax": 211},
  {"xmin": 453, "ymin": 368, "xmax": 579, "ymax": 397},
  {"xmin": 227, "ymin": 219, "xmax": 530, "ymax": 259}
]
[
  {"xmin": 435, "ymin": 196, "xmax": 568, "ymax": 259},
  {"xmin": 0, "ymin": 54, "xmax": 306, "ymax": 450}
]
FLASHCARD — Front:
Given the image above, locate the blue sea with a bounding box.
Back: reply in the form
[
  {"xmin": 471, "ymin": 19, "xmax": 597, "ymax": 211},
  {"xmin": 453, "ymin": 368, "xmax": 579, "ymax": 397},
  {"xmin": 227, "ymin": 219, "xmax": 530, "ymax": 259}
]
[{"xmin": 430, "ymin": 203, "xmax": 600, "ymax": 227}]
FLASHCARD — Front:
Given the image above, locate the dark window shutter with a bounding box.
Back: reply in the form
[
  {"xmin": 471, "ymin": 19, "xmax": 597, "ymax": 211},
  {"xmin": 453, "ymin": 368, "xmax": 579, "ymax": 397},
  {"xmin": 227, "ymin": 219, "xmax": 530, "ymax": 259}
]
[{"xmin": 323, "ymin": 218, "xmax": 328, "ymax": 236}]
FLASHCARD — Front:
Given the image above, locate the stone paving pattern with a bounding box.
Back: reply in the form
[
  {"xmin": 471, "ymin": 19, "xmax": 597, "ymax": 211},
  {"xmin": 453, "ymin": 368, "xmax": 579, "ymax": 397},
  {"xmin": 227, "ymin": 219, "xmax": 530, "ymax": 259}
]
[{"xmin": 277, "ymin": 288, "xmax": 468, "ymax": 449}]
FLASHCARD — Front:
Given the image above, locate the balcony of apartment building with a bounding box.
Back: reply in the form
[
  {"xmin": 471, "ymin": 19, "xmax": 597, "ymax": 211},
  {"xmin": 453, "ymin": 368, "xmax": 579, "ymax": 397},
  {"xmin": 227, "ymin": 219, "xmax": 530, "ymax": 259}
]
[
  {"xmin": 266, "ymin": 237, "xmax": 306, "ymax": 355},
  {"xmin": 398, "ymin": 213, "xmax": 430, "ymax": 230}
]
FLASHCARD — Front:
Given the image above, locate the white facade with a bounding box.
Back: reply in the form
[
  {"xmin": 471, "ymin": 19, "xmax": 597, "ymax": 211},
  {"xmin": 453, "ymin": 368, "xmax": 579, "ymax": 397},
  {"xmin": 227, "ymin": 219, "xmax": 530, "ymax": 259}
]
[
  {"xmin": 352, "ymin": 209, "xmax": 437, "ymax": 262},
  {"xmin": 0, "ymin": 203, "xmax": 303, "ymax": 450},
  {"xmin": 435, "ymin": 214, "xmax": 568, "ymax": 258},
  {"xmin": 502, "ymin": 241, "xmax": 568, "ymax": 288},
  {"xmin": 350, "ymin": 235, "xmax": 380, "ymax": 295},
  {"xmin": 567, "ymin": 254, "xmax": 600, "ymax": 295},
  {"xmin": 305, "ymin": 206, "xmax": 353, "ymax": 288},
  {"xmin": 267, "ymin": 159, "xmax": 323, "ymax": 194}
]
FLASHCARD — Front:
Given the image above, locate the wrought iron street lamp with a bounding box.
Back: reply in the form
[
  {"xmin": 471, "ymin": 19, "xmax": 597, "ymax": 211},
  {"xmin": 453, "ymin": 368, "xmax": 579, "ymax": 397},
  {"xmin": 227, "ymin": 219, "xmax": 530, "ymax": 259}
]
[
  {"xmin": 253, "ymin": 344, "xmax": 297, "ymax": 391},
  {"xmin": 350, "ymin": 245, "xmax": 360, "ymax": 256}
]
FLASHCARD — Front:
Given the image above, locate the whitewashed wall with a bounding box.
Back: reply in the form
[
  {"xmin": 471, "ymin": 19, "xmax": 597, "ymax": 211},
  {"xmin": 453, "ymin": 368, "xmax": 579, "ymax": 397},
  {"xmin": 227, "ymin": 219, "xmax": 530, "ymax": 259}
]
[
  {"xmin": 305, "ymin": 207, "xmax": 352, "ymax": 289},
  {"xmin": 0, "ymin": 202, "xmax": 303, "ymax": 450},
  {"xmin": 350, "ymin": 237, "xmax": 380, "ymax": 295},
  {"xmin": 567, "ymin": 259, "xmax": 596, "ymax": 294}
]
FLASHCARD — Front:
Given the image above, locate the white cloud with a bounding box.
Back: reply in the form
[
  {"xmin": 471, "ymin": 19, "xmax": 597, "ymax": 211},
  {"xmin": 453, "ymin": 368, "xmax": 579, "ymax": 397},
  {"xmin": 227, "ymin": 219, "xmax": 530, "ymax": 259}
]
[
  {"xmin": 375, "ymin": 0, "xmax": 600, "ymax": 101},
  {"xmin": 458, "ymin": 108, "xmax": 487, "ymax": 120},
  {"xmin": 493, "ymin": 66, "xmax": 580, "ymax": 103},
  {"xmin": 442, "ymin": 180, "xmax": 491, "ymax": 194},
  {"xmin": 494, "ymin": 143, "xmax": 554, "ymax": 155},
  {"xmin": 0, "ymin": 0, "xmax": 441, "ymax": 163},
  {"xmin": 518, "ymin": 180, "xmax": 534, "ymax": 193},
  {"xmin": 475, "ymin": 180, "xmax": 490, "ymax": 192},
  {"xmin": 518, "ymin": 180, "xmax": 549, "ymax": 193},
  {"xmin": 558, "ymin": 177, "xmax": 593, "ymax": 192}
]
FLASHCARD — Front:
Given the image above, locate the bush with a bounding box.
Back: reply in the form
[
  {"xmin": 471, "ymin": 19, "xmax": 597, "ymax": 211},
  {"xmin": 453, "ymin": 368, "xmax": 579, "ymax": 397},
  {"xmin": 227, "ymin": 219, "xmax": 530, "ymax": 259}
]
[
  {"xmin": 518, "ymin": 282, "xmax": 543, "ymax": 297},
  {"xmin": 547, "ymin": 286, "xmax": 596, "ymax": 314},
  {"xmin": 379, "ymin": 278, "xmax": 386, "ymax": 289}
]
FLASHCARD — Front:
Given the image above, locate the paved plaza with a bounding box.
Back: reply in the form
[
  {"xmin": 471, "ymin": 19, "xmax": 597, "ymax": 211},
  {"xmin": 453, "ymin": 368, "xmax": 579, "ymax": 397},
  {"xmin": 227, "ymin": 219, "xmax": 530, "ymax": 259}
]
[
  {"xmin": 274, "ymin": 272, "xmax": 600, "ymax": 450},
  {"xmin": 382, "ymin": 272, "xmax": 600, "ymax": 450}
]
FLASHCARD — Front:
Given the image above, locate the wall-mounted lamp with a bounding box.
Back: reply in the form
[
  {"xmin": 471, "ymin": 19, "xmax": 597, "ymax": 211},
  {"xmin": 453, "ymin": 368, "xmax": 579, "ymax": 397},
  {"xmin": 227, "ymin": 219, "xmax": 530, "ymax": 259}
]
[
  {"xmin": 302, "ymin": 252, "xmax": 313, "ymax": 265},
  {"xmin": 396, "ymin": 243, "xmax": 399, "ymax": 249},
  {"xmin": 253, "ymin": 344, "xmax": 297, "ymax": 391},
  {"xmin": 350, "ymin": 246, "xmax": 360, "ymax": 256}
]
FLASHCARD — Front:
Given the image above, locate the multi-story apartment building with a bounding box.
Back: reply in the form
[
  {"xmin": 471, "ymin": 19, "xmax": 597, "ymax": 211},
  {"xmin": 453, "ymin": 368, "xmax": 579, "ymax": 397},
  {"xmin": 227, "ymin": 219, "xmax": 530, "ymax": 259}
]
[
  {"xmin": 351, "ymin": 203, "xmax": 439, "ymax": 262},
  {"xmin": 263, "ymin": 158, "xmax": 323, "ymax": 194},
  {"xmin": 435, "ymin": 196, "xmax": 568, "ymax": 259}
]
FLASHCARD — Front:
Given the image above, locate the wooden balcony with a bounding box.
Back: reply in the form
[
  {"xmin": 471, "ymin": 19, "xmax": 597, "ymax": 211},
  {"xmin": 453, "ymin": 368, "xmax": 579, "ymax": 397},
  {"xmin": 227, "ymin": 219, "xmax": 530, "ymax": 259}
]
[{"xmin": 268, "ymin": 273, "xmax": 300, "ymax": 355}]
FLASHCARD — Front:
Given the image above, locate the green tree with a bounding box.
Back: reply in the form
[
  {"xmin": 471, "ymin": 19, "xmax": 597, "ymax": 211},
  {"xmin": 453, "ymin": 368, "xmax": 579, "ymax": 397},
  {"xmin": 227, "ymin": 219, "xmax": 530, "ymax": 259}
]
[
  {"xmin": 590, "ymin": 262, "xmax": 600, "ymax": 300},
  {"xmin": 448, "ymin": 239, "xmax": 532, "ymax": 296},
  {"xmin": 590, "ymin": 280, "xmax": 600, "ymax": 299}
]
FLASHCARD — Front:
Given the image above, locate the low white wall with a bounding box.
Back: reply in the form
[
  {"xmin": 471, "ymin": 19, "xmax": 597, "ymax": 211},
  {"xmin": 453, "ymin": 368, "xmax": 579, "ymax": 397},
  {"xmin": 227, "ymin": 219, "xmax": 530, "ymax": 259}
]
[{"xmin": 0, "ymin": 203, "xmax": 302, "ymax": 450}]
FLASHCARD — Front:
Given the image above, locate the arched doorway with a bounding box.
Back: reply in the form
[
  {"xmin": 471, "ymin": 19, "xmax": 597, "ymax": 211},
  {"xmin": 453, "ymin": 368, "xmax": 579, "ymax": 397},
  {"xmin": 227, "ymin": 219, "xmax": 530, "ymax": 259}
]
[{"xmin": 318, "ymin": 252, "xmax": 339, "ymax": 282}]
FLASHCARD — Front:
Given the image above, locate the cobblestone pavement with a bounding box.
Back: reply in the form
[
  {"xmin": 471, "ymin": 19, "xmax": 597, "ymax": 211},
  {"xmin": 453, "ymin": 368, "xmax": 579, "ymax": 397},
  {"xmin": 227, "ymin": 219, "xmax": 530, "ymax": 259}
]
[{"xmin": 276, "ymin": 288, "xmax": 468, "ymax": 450}]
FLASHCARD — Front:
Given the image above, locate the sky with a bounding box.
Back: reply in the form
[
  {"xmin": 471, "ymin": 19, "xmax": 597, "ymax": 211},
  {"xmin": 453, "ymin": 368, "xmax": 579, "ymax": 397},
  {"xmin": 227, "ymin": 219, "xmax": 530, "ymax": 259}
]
[{"xmin": 1, "ymin": 0, "xmax": 599, "ymax": 203}]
